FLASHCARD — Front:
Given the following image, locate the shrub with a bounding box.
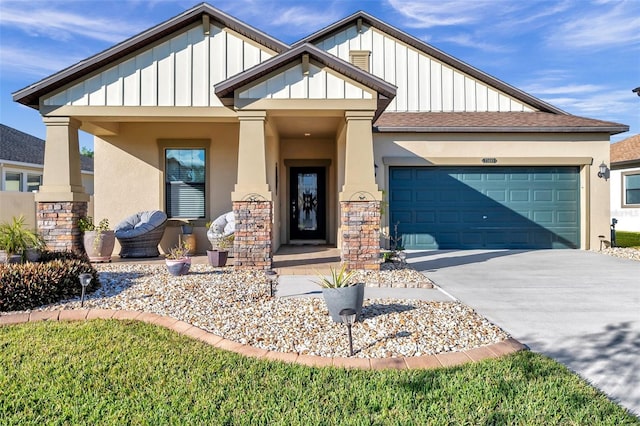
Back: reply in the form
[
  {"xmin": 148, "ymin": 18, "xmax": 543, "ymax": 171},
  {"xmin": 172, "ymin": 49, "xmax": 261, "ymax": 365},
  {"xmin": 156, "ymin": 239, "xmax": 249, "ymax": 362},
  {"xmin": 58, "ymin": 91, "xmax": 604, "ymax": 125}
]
[{"xmin": 0, "ymin": 251, "xmax": 99, "ymax": 312}]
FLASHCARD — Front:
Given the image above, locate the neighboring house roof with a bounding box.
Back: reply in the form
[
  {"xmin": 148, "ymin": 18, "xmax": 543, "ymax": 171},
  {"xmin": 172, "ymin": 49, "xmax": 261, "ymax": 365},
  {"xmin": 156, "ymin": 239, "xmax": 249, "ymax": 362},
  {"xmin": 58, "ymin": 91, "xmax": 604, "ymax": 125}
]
[
  {"xmin": 375, "ymin": 112, "xmax": 628, "ymax": 134},
  {"xmin": 0, "ymin": 124, "xmax": 94, "ymax": 171},
  {"xmin": 214, "ymin": 43, "xmax": 397, "ymax": 120},
  {"xmin": 12, "ymin": 3, "xmax": 289, "ymax": 108},
  {"xmin": 611, "ymin": 134, "xmax": 640, "ymax": 167}
]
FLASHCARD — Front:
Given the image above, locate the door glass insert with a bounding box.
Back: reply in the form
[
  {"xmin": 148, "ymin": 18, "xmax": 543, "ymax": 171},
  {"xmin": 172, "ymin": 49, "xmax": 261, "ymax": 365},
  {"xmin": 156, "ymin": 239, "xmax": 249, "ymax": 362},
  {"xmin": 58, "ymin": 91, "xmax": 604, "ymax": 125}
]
[{"xmin": 297, "ymin": 172, "xmax": 318, "ymax": 231}]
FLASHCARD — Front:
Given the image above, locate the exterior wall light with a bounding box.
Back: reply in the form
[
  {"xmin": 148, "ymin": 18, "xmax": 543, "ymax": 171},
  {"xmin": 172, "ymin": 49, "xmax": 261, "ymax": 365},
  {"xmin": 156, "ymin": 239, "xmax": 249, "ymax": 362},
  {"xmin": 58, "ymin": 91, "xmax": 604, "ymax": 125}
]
[
  {"xmin": 597, "ymin": 162, "xmax": 609, "ymax": 180},
  {"xmin": 339, "ymin": 308, "xmax": 357, "ymax": 356},
  {"xmin": 79, "ymin": 273, "xmax": 92, "ymax": 307}
]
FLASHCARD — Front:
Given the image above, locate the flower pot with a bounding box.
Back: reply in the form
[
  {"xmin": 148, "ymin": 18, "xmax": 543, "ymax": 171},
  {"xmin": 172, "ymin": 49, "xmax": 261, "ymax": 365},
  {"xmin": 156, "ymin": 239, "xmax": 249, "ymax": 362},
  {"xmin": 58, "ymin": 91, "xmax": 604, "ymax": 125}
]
[
  {"xmin": 322, "ymin": 283, "xmax": 365, "ymax": 323},
  {"xmin": 182, "ymin": 233, "xmax": 197, "ymax": 253},
  {"xmin": 83, "ymin": 230, "xmax": 115, "ymax": 262},
  {"xmin": 25, "ymin": 248, "xmax": 41, "ymax": 262},
  {"xmin": 207, "ymin": 249, "xmax": 228, "ymax": 267},
  {"xmin": 166, "ymin": 258, "xmax": 191, "ymax": 276}
]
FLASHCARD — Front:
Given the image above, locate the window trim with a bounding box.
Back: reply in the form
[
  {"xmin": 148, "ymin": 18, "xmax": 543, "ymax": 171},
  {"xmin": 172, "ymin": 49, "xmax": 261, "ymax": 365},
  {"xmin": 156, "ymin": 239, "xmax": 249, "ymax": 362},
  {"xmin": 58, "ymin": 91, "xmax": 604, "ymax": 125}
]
[
  {"xmin": 621, "ymin": 170, "xmax": 640, "ymax": 208},
  {"xmin": 158, "ymin": 139, "xmax": 210, "ymax": 220},
  {"xmin": 1, "ymin": 168, "xmax": 43, "ymax": 192}
]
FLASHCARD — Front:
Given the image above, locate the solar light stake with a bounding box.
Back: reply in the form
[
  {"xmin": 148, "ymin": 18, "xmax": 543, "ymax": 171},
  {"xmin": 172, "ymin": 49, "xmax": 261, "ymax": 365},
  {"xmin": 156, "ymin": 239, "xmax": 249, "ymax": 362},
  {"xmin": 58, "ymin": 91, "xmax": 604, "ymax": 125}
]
[
  {"xmin": 79, "ymin": 273, "xmax": 92, "ymax": 307},
  {"xmin": 339, "ymin": 308, "xmax": 357, "ymax": 356},
  {"xmin": 266, "ymin": 270, "xmax": 278, "ymax": 298}
]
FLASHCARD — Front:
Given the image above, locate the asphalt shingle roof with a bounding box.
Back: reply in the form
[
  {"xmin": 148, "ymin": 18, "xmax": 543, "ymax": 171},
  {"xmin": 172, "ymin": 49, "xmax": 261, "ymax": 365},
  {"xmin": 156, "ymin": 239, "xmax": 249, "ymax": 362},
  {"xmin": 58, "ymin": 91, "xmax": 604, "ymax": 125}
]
[
  {"xmin": 374, "ymin": 112, "xmax": 628, "ymax": 134},
  {"xmin": 0, "ymin": 124, "xmax": 94, "ymax": 171},
  {"xmin": 611, "ymin": 134, "xmax": 640, "ymax": 165}
]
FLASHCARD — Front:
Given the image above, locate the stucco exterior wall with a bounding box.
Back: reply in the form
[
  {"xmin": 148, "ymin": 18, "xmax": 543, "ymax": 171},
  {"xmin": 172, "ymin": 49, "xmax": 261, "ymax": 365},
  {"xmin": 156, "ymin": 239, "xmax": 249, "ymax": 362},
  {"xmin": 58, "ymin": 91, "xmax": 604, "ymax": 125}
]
[
  {"xmin": 94, "ymin": 122, "xmax": 239, "ymax": 252},
  {"xmin": 610, "ymin": 166, "xmax": 640, "ymax": 231},
  {"xmin": 373, "ymin": 132, "xmax": 612, "ymax": 250}
]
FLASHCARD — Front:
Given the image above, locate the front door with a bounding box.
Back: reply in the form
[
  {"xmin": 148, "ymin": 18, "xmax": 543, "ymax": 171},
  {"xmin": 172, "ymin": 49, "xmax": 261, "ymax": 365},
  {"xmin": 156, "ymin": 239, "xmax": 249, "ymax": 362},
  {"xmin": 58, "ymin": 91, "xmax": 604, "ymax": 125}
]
[{"xmin": 290, "ymin": 167, "xmax": 326, "ymax": 240}]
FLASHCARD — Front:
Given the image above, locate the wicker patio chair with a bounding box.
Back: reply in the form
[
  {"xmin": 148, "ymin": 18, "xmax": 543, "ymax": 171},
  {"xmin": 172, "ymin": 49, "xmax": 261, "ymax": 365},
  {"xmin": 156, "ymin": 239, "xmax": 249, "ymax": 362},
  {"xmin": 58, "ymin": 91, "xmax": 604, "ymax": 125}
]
[{"xmin": 115, "ymin": 210, "xmax": 167, "ymax": 258}]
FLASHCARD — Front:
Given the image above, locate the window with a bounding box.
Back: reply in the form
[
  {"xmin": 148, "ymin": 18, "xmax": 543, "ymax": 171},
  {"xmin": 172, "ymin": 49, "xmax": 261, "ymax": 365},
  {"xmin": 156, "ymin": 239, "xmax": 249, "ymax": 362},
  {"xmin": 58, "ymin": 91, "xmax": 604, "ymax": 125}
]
[
  {"xmin": 27, "ymin": 174, "xmax": 42, "ymax": 192},
  {"xmin": 4, "ymin": 172, "xmax": 21, "ymax": 191},
  {"xmin": 165, "ymin": 148, "xmax": 206, "ymax": 218},
  {"xmin": 624, "ymin": 173, "xmax": 640, "ymax": 205}
]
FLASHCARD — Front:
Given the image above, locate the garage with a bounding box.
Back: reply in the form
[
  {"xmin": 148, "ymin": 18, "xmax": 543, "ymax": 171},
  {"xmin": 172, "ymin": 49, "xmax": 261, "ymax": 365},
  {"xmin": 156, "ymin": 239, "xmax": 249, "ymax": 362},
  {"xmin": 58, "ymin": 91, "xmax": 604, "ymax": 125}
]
[{"xmin": 389, "ymin": 166, "xmax": 580, "ymax": 249}]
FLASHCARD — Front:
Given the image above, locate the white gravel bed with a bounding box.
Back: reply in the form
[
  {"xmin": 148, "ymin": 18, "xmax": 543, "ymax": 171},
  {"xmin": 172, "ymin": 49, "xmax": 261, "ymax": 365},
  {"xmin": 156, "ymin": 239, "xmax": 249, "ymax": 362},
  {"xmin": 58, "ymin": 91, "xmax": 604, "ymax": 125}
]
[
  {"xmin": 594, "ymin": 247, "xmax": 640, "ymax": 262},
  {"xmin": 34, "ymin": 264, "xmax": 508, "ymax": 358}
]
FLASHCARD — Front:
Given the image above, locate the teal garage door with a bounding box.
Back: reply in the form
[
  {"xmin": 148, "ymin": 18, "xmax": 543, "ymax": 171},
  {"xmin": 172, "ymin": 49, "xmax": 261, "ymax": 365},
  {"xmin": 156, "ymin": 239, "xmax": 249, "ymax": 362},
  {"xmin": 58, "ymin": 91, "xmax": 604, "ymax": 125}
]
[{"xmin": 389, "ymin": 167, "xmax": 580, "ymax": 249}]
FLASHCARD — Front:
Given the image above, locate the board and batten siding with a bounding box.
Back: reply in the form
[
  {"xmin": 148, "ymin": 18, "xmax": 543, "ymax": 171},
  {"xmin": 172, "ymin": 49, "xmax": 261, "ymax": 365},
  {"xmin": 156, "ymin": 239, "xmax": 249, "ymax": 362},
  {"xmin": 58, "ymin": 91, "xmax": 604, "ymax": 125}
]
[
  {"xmin": 43, "ymin": 24, "xmax": 274, "ymax": 107},
  {"xmin": 239, "ymin": 63, "xmax": 373, "ymax": 100},
  {"xmin": 314, "ymin": 24, "xmax": 537, "ymax": 113}
]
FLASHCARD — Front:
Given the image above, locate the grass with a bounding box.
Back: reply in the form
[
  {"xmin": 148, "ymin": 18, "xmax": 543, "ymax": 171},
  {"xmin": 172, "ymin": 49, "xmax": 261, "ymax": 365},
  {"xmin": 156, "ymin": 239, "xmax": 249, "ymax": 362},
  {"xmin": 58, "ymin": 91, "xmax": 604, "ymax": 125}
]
[
  {"xmin": 1, "ymin": 320, "xmax": 638, "ymax": 425},
  {"xmin": 615, "ymin": 231, "xmax": 640, "ymax": 248}
]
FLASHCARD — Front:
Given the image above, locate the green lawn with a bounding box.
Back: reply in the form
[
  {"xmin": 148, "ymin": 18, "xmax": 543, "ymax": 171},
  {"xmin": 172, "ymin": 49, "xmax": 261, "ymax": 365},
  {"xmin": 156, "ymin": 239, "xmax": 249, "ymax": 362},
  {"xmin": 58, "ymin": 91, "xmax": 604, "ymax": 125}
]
[
  {"xmin": 1, "ymin": 320, "xmax": 637, "ymax": 425},
  {"xmin": 616, "ymin": 231, "xmax": 640, "ymax": 248}
]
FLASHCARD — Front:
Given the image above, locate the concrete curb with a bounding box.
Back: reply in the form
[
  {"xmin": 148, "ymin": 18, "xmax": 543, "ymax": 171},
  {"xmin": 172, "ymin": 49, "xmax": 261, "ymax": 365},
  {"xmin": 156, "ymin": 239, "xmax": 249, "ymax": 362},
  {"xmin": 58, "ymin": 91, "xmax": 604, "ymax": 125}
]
[{"xmin": 1, "ymin": 309, "xmax": 528, "ymax": 370}]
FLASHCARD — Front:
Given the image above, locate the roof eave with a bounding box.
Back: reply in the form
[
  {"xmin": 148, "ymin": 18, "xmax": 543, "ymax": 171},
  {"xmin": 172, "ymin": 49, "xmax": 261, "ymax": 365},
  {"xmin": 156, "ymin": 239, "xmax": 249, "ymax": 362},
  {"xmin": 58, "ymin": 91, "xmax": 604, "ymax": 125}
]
[
  {"xmin": 214, "ymin": 43, "xmax": 397, "ymax": 110},
  {"xmin": 374, "ymin": 125, "xmax": 629, "ymax": 134},
  {"xmin": 612, "ymin": 159, "xmax": 640, "ymax": 168},
  {"xmin": 13, "ymin": 3, "xmax": 289, "ymax": 108}
]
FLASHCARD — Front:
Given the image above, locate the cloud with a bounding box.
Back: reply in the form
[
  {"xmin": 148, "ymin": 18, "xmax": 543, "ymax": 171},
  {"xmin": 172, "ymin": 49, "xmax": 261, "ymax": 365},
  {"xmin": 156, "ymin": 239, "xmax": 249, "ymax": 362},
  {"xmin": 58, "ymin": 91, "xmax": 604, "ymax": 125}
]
[
  {"xmin": 548, "ymin": 1, "xmax": 640, "ymax": 50},
  {"xmin": 386, "ymin": 0, "xmax": 497, "ymax": 28},
  {"xmin": 0, "ymin": 44, "xmax": 81, "ymax": 78},
  {"xmin": 0, "ymin": 2, "xmax": 146, "ymax": 44},
  {"xmin": 439, "ymin": 34, "xmax": 511, "ymax": 53}
]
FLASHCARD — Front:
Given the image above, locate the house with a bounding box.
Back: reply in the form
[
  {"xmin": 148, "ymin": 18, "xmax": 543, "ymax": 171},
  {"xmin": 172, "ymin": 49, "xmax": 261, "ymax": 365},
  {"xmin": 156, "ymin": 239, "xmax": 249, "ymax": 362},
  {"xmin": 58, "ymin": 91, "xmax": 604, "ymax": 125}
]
[
  {"xmin": 0, "ymin": 124, "xmax": 94, "ymax": 193},
  {"xmin": 12, "ymin": 4, "xmax": 628, "ymax": 268},
  {"xmin": 0, "ymin": 124, "xmax": 93, "ymax": 226},
  {"xmin": 610, "ymin": 134, "xmax": 640, "ymax": 231}
]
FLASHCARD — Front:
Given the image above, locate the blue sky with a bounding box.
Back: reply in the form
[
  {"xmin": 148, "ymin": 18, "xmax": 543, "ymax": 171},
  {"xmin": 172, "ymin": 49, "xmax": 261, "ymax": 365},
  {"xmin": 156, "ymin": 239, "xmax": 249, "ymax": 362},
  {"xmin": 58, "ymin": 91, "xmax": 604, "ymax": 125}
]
[{"xmin": 1, "ymin": 0, "xmax": 639, "ymax": 150}]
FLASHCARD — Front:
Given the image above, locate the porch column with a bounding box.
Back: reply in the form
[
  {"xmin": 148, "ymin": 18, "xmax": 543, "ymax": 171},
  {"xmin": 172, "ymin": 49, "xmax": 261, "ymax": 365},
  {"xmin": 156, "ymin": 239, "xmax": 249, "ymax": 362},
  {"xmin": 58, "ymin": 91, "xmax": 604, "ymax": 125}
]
[
  {"xmin": 35, "ymin": 116, "xmax": 89, "ymax": 252},
  {"xmin": 232, "ymin": 111, "xmax": 273, "ymax": 270},
  {"xmin": 340, "ymin": 111, "xmax": 381, "ymax": 270}
]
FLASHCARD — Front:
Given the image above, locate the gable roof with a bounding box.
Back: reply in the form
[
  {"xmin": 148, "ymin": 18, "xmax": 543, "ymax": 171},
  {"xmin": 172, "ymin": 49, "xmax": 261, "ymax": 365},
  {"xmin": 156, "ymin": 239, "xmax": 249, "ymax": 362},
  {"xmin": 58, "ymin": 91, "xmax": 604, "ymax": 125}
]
[
  {"xmin": 214, "ymin": 43, "xmax": 397, "ymax": 119},
  {"xmin": 0, "ymin": 124, "xmax": 94, "ymax": 171},
  {"xmin": 375, "ymin": 112, "xmax": 629, "ymax": 134},
  {"xmin": 294, "ymin": 11, "xmax": 566, "ymax": 115},
  {"xmin": 611, "ymin": 134, "xmax": 640, "ymax": 166},
  {"xmin": 13, "ymin": 3, "xmax": 289, "ymax": 108}
]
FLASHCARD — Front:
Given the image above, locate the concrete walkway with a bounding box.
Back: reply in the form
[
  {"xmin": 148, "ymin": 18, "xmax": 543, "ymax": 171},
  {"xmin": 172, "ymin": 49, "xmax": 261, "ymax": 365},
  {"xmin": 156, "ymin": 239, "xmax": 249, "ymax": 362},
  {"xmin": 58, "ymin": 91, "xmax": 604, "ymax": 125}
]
[{"xmin": 408, "ymin": 250, "xmax": 640, "ymax": 415}]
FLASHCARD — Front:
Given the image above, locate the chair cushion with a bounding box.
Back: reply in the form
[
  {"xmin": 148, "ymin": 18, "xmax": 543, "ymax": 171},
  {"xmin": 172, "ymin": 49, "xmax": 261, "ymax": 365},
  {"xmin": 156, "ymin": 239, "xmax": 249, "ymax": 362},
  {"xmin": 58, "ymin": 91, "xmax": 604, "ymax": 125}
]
[
  {"xmin": 207, "ymin": 211, "xmax": 235, "ymax": 238},
  {"xmin": 115, "ymin": 210, "xmax": 167, "ymax": 239}
]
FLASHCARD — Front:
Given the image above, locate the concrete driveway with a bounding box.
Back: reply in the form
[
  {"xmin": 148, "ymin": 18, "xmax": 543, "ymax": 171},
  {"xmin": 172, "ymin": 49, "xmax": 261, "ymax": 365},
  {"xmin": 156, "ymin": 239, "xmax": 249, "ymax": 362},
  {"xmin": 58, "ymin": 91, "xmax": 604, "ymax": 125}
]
[{"xmin": 408, "ymin": 250, "xmax": 640, "ymax": 415}]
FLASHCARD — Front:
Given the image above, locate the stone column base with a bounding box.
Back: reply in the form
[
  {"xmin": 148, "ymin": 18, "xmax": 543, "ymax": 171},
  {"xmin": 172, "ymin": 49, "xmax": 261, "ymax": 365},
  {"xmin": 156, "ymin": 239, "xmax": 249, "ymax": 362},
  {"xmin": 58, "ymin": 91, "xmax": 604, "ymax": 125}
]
[
  {"xmin": 341, "ymin": 201, "xmax": 381, "ymax": 270},
  {"xmin": 233, "ymin": 200, "xmax": 273, "ymax": 270},
  {"xmin": 37, "ymin": 201, "xmax": 87, "ymax": 252}
]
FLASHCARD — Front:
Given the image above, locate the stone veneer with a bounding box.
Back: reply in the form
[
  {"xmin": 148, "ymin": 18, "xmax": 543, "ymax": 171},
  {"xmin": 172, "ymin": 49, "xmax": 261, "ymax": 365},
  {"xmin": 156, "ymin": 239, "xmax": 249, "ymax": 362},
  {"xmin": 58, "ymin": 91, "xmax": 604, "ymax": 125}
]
[
  {"xmin": 37, "ymin": 201, "xmax": 87, "ymax": 252},
  {"xmin": 341, "ymin": 201, "xmax": 381, "ymax": 270},
  {"xmin": 233, "ymin": 201, "xmax": 273, "ymax": 270}
]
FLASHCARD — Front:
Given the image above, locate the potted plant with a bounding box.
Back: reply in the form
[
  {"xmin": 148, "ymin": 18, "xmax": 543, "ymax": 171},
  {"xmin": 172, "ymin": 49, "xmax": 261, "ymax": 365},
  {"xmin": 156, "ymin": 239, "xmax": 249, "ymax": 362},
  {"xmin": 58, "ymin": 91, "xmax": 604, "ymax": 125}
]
[
  {"xmin": 79, "ymin": 216, "xmax": 115, "ymax": 262},
  {"xmin": 165, "ymin": 241, "xmax": 191, "ymax": 276},
  {"xmin": 0, "ymin": 215, "xmax": 45, "ymax": 263},
  {"xmin": 315, "ymin": 264, "xmax": 365, "ymax": 323},
  {"xmin": 207, "ymin": 234, "xmax": 233, "ymax": 267}
]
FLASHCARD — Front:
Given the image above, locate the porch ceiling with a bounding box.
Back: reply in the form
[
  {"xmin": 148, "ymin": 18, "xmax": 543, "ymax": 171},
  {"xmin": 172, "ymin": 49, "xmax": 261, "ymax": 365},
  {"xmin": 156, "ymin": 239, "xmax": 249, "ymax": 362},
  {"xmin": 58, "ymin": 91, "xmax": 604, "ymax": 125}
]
[{"xmin": 271, "ymin": 116, "xmax": 341, "ymax": 139}]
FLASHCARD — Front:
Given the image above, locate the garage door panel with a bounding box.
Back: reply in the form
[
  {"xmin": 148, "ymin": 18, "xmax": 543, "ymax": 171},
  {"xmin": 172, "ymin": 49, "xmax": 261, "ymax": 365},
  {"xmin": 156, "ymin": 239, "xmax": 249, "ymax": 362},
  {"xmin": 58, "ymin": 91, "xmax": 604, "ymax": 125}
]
[
  {"xmin": 389, "ymin": 166, "xmax": 580, "ymax": 250},
  {"xmin": 391, "ymin": 189, "xmax": 413, "ymax": 202},
  {"xmin": 415, "ymin": 211, "xmax": 436, "ymax": 223}
]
